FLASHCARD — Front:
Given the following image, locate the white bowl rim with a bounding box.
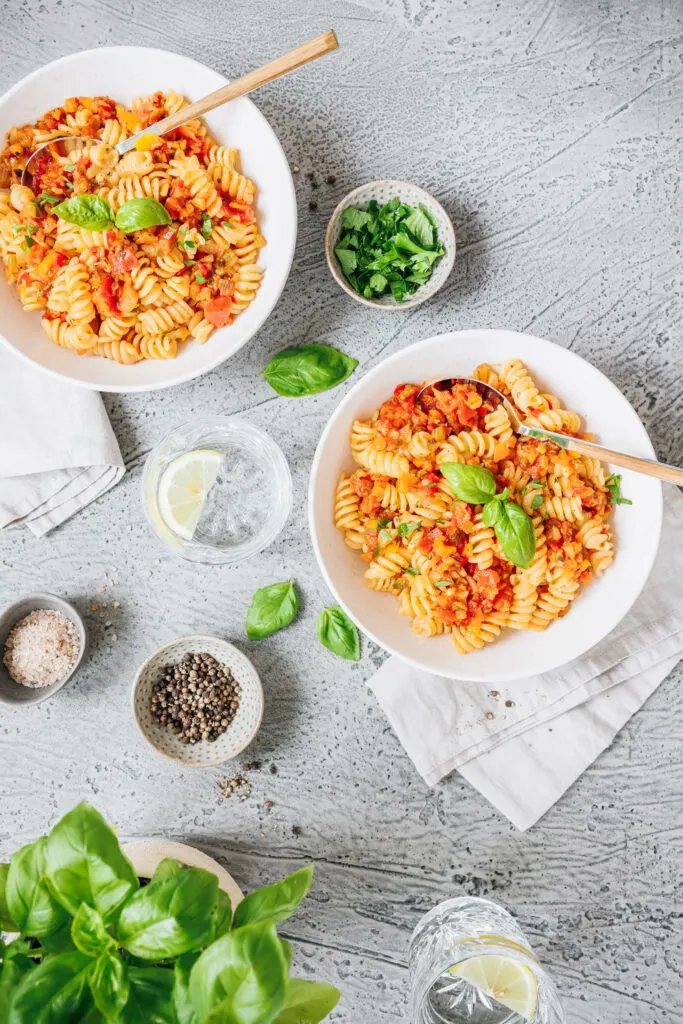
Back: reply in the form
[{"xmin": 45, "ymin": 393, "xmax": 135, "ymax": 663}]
[
  {"xmin": 324, "ymin": 178, "xmax": 456, "ymax": 311},
  {"xmin": 131, "ymin": 633, "xmax": 264, "ymax": 766},
  {"xmin": 0, "ymin": 45, "xmax": 297, "ymax": 393},
  {"xmin": 308, "ymin": 328, "xmax": 663, "ymax": 681}
]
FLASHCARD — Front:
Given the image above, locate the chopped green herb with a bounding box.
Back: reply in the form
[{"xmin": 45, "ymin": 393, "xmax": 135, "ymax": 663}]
[
  {"xmin": 378, "ymin": 529, "xmax": 392, "ymax": 543},
  {"xmin": 397, "ymin": 522, "xmax": 421, "ymax": 538},
  {"xmin": 377, "ymin": 516, "xmax": 392, "ymax": 528},
  {"xmin": 63, "ymin": 163, "xmax": 76, "ymax": 172},
  {"xmin": 184, "ymin": 259, "xmax": 196, "ymax": 266},
  {"xmin": 194, "ymin": 271, "xmax": 208, "ymax": 285},
  {"xmin": 405, "ymin": 567, "xmax": 420, "ymax": 576},
  {"xmin": 221, "ymin": 220, "xmax": 233, "ymax": 229},
  {"xmin": 334, "ymin": 197, "xmax": 444, "ymax": 302},
  {"xmin": 434, "ymin": 580, "xmax": 450, "ymax": 588},
  {"xmin": 200, "ymin": 213, "xmax": 213, "ymax": 240},
  {"xmin": 64, "ymin": 180, "xmax": 74, "ymax": 189},
  {"xmin": 530, "ymin": 494, "xmax": 545, "ymax": 510},
  {"xmin": 372, "ymin": 545, "xmax": 380, "ymax": 559},
  {"xmin": 38, "ymin": 192, "xmax": 60, "ymax": 207},
  {"xmin": 529, "ymin": 479, "xmax": 543, "ymax": 488},
  {"xmin": 605, "ymin": 473, "xmax": 632, "ymax": 506}
]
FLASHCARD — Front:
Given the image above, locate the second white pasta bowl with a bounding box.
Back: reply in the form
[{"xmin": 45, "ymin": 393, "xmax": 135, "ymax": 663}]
[
  {"xmin": 308, "ymin": 329, "xmax": 662, "ymax": 682},
  {"xmin": 0, "ymin": 47, "xmax": 297, "ymax": 391}
]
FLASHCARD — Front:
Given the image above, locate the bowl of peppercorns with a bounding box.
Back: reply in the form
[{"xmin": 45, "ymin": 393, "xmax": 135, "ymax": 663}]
[{"xmin": 132, "ymin": 635, "xmax": 264, "ymax": 767}]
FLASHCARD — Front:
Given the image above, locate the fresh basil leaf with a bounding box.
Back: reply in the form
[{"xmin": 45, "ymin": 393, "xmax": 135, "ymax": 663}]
[
  {"xmin": 210, "ymin": 889, "xmax": 233, "ymax": 942},
  {"xmin": 482, "ymin": 498, "xmax": 504, "ymax": 528},
  {"xmin": 7, "ymin": 837, "xmax": 69, "ymax": 938},
  {"xmin": 0, "ymin": 864, "xmax": 18, "ymax": 931},
  {"xmin": 334, "ymin": 246, "xmax": 357, "ymax": 276},
  {"xmin": 115, "ymin": 198, "xmax": 171, "ymax": 233},
  {"xmin": 605, "ymin": 473, "xmax": 632, "ymax": 506},
  {"xmin": 263, "ymin": 344, "xmax": 358, "ymax": 398},
  {"xmin": 150, "ymin": 857, "xmax": 185, "ymax": 885},
  {"xmin": 189, "ymin": 922, "xmax": 288, "ymax": 1024},
  {"xmin": 440, "ymin": 463, "xmax": 497, "ymax": 505},
  {"xmin": 493, "ymin": 501, "xmax": 536, "ymax": 568},
  {"xmin": 200, "ymin": 214, "xmax": 213, "ymax": 240},
  {"xmin": 53, "ymin": 195, "xmax": 114, "ymax": 231},
  {"xmin": 117, "ymin": 866, "xmax": 217, "ymax": 960},
  {"xmin": 8, "ymin": 951, "xmax": 94, "ymax": 1024},
  {"xmin": 402, "ymin": 205, "xmax": 434, "ymax": 248},
  {"xmin": 0, "ymin": 944, "xmax": 33, "ymax": 1021},
  {"xmin": 41, "ymin": 921, "xmax": 77, "ymax": 954},
  {"xmin": 117, "ymin": 967, "xmax": 176, "ymax": 1024},
  {"xmin": 45, "ymin": 802, "xmax": 139, "ymax": 926},
  {"xmin": 90, "ymin": 950, "xmax": 129, "ymax": 1021},
  {"xmin": 246, "ymin": 581, "xmax": 299, "ymax": 641},
  {"xmin": 316, "ymin": 607, "xmax": 360, "ymax": 662},
  {"xmin": 273, "ymin": 979, "xmax": 341, "ymax": 1024},
  {"xmin": 173, "ymin": 952, "xmax": 200, "ymax": 1024},
  {"xmin": 233, "ymin": 866, "xmax": 313, "ymax": 930},
  {"xmin": 341, "ymin": 207, "xmax": 372, "ymax": 231},
  {"xmin": 71, "ymin": 904, "xmax": 115, "ymax": 958}
]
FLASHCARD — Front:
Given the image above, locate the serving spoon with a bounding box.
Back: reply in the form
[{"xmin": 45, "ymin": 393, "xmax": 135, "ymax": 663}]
[
  {"xmin": 21, "ymin": 30, "xmax": 339, "ymax": 188},
  {"xmin": 418, "ymin": 377, "xmax": 683, "ymax": 485}
]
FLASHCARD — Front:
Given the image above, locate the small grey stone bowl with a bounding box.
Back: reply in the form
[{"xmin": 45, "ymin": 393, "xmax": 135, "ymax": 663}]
[{"xmin": 0, "ymin": 593, "xmax": 87, "ymax": 706}]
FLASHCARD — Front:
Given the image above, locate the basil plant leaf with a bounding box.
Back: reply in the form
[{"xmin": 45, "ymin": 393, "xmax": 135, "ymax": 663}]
[
  {"xmin": 246, "ymin": 581, "xmax": 299, "ymax": 641},
  {"xmin": 53, "ymin": 195, "xmax": 115, "ymax": 231},
  {"xmin": 189, "ymin": 922, "xmax": 289, "ymax": 1024},
  {"xmin": 7, "ymin": 837, "xmax": 69, "ymax": 938},
  {"xmin": 0, "ymin": 946, "xmax": 34, "ymax": 1021},
  {"xmin": 71, "ymin": 904, "xmax": 115, "ymax": 958},
  {"xmin": 493, "ymin": 501, "xmax": 536, "ymax": 569},
  {"xmin": 117, "ymin": 866, "xmax": 218, "ymax": 960},
  {"xmin": 0, "ymin": 864, "xmax": 18, "ymax": 932},
  {"xmin": 210, "ymin": 889, "xmax": 233, "ymax": 942},
  {"xmin": 8, "ymin": 950, "xmax": 94, "ymax": 1024},
  {"xmin": 263, "ymin": 344, "xmax": 358, "ymax": 398},
  {"xmin": 117, "ymin": 966, "xmax": 176, "ymax": 1024},
  {"xmin": 89, "ymin": 950, "xmax": 129, "ymax": 1021},
  {"xmin": 440, "ymin": 463, "xmax": 497, "ymax": 505},
  {"xmin": 45, "ymin": 802, "xmax": 139, "ymax": 926},
  {"xmin": 316, "ymin": 606, "xmax": 360, "ymax": 662},
  {"xmin": 115, "ymin": 198, "xmax": 171, "ymax": 233},
  {"xmin": 173, "ymin": 952, "xmax": 200, "ymax": 1024},
  {"xmin": 150, "ymin": 858, "xmax": 185, "ymax": 885},
  {"xmin": 233, "ymin": 866, "xmax": 313, "ymax": 930},
  {"xmin": 273, "ymin": 979, "xmax": 341, "ymax": 1024}
]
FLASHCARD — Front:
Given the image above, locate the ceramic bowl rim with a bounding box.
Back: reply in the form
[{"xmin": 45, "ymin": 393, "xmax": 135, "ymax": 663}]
[{"xmin": 324, "ymin": 178, "xmax": 456, "ymax": 310}]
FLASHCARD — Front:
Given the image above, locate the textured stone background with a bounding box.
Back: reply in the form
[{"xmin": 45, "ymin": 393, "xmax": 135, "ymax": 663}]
[{"xmin": 0, "ymin": 1, "xmax": 682, "ymax": 1021}]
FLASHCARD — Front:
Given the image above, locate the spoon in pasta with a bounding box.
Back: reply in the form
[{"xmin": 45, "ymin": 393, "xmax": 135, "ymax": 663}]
[
  {"xmin": 417, "ymin": 377, "xmax": 683, "ymax": 485},
  {"xmin": 21, "ymin": 31, "xmax": 338, "ymax": 188}
]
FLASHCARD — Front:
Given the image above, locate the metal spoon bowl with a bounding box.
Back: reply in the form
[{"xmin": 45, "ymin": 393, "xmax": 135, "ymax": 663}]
[{"xmin": 417, "ymin": 376, "xmax": 683, "ymax": 486}]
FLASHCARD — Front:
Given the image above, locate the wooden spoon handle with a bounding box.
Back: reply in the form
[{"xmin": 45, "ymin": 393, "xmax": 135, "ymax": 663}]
[
  {"xmin": 519, "ymin": 425, "xmax": 683, "ymax": 485},
  {"xmin": 118, "ymin": 31, "xmax": 338, "ymax": 154}
]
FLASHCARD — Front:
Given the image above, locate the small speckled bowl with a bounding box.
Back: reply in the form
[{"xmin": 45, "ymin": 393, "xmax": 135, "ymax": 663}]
[
  {"xmin": 325, "ymin": 180, "xmax": 456, "ymax": 310},
  {"xmin": 132, "ymin": 634, "xmax": 264, "ymax": 768},
  {"xmin": 0, "ymin": 593, "xmax": 87, "ymax": 707}
]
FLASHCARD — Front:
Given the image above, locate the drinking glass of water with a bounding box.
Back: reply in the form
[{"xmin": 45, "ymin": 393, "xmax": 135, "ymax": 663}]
[
  {"xmin": 142, "ymin": 417, "xmax": 292, "ymax": 565},
  {"xmin": 410, "ymin": 897, "xmax": 565, "ymax": 1024}
]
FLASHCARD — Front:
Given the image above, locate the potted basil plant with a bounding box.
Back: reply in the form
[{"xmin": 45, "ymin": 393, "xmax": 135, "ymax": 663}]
[{"xmin": 0, "ymin": 803, "xmax": 340, "ymax": 1023}]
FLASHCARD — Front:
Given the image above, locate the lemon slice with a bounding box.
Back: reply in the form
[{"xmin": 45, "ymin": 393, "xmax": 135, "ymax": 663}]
[
  {"xmin": 158, "ymin": 449, "xmax": 223, "ymax": 541},
  {"xmin": 451, "ymin": 956, "xmax": 538, "ymax": 1019}
]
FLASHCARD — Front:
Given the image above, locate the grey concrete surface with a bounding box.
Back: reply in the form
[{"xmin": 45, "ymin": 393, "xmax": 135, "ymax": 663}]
[{"xmin": 0, "ymin": 1, "xmax": 682, "ymax": 1021}]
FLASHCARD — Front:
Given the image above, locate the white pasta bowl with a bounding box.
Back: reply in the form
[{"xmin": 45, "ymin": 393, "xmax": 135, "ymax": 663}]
[
  {"xmin": 309, "ymin": 328, "xmax": 663, "ymax": 682},
  {"xmin": 0, "ymin": 47, "xmax": 296, "ymax": 391}
]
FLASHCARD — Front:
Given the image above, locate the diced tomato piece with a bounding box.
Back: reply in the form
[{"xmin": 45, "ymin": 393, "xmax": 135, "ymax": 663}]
[
  {"xmin": 110, "ymin": 244, "xmax": 138, "ymax": 275},
  {"xmin": 221, "ymin": 200, "xmax": 254, "ymax": 224},
  {"xmin": 203, "ymin": 296, "xmax": 233, "ymax": 328},
  {"xmin": 94, "ymin": 274, "xmax": 120, "ymax": 316}
]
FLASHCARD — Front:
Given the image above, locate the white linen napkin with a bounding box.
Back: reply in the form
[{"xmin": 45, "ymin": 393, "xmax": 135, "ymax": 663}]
[
  {"xmin": 370, "ymin": 487, "xmax": 683, "ymax": 831},
  {"xmin": 0, "ymin": 346, "xmax": 125, "ymax": 537}
]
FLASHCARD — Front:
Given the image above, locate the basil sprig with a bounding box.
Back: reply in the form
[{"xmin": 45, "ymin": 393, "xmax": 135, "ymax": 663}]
[
  {"xmin": 114, "ymin": 197, "xmax": 171, "ymax": 232},
  {"xmin": 53, "ymin": 195, "xmax": 115, "ymax": 231},
  {"xmin": 263, "ymin": 344, "xmax": 358, "ymax": 398},
  {"xmin": 246, "ymin": 581, "xmax": 299, "ymax": 640},
  {"xmin": 441, "ymin": 463, "xmax": 536, "ymax": 569},
  {"xmin": 316, "ymin": 606, "xmax": 360, "ymax": 661}
]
